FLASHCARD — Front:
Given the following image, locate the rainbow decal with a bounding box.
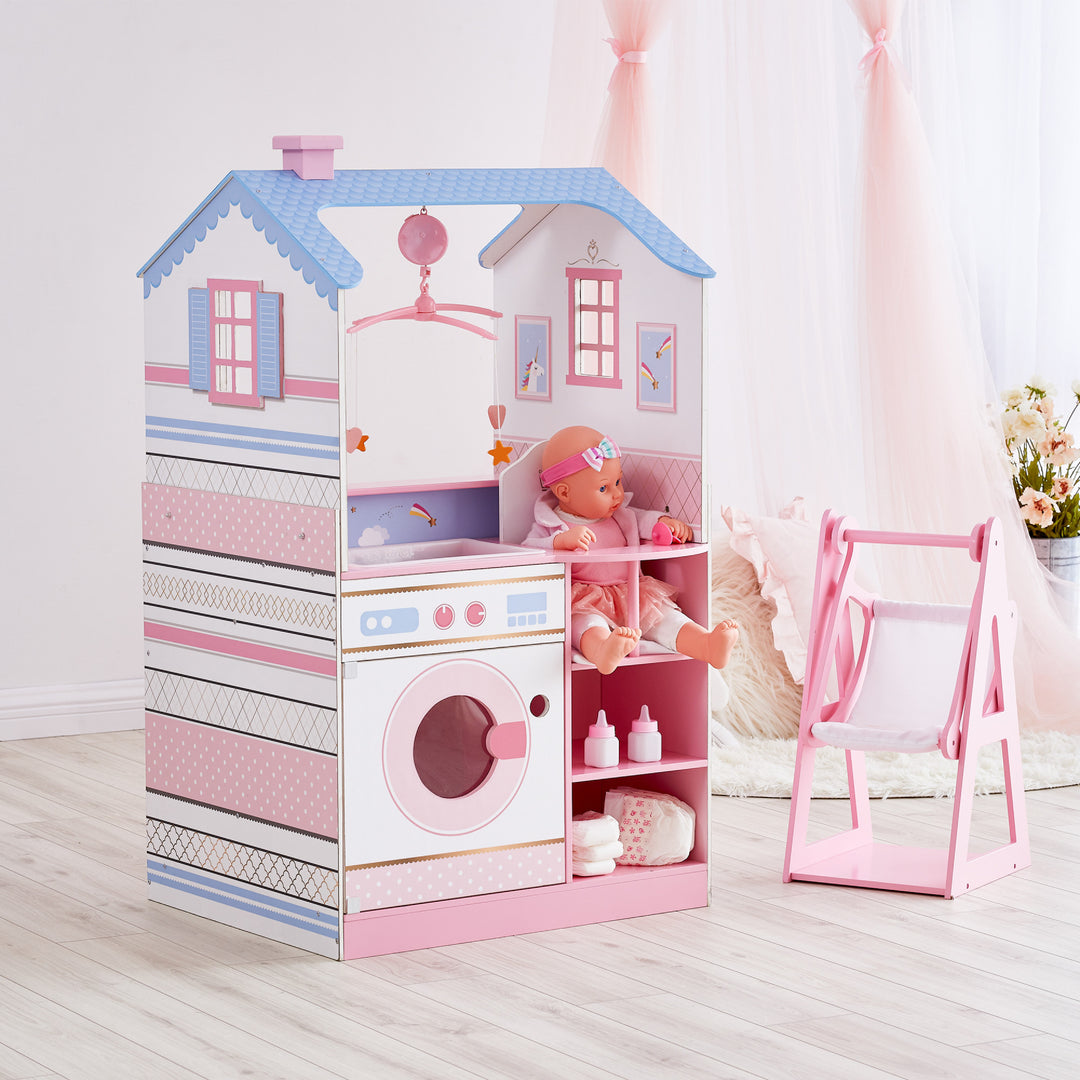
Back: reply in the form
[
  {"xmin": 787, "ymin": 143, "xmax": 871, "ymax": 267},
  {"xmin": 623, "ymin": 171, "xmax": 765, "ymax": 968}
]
[
  {"xmin": 640, "ymin": 361, "xmax": 660, "ymax": 391},
  {"xmin": 409, "ymin": 503, "xmax": 437, "ymax": 527},
  {"xmin": 654, "ymin": 335, "xmax": 673, "ymax": 359}
]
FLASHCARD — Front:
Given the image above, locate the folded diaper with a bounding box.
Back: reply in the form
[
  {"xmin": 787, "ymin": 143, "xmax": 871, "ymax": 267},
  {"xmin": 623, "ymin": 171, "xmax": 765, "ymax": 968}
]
[
  {"xmin": 572, "ymin": 856, "xmax": 617, "ymax": 877},
  {"xmin": 574, "ymin": 839, "xmax": 623, "ymax": 862},
  {"xmin": 571, "ymin": 811, "xmax": 620, "ymax": 847},
  {"xmin": 604, "ymin": 787, "xmax": 695, "ymax": 866}
]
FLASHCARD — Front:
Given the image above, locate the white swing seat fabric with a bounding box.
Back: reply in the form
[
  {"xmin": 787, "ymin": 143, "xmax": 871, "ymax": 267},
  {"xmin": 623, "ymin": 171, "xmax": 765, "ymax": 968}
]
[{"xmin": 811, "ymin": 600, "xmax": 971, "ymax": 754}]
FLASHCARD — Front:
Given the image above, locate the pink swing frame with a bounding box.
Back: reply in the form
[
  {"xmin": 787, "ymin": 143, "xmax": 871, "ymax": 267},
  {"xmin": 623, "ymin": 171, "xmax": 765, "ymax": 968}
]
[{"xmin": 783, "ymin": 511, "xmax": 1031, "ymax": 898}]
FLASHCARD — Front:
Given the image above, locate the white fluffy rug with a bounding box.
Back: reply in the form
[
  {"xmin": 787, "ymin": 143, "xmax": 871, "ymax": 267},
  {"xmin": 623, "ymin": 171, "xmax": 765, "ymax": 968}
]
[{"xmin": 711, "ymin": 730, "xmax": 1080, "ymax": 798}]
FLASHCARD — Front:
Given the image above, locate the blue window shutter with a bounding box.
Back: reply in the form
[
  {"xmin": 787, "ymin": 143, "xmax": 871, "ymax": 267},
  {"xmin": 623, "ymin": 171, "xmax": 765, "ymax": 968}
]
[
  {"xmin": 188, "ymin": 288, "xmax": 210, "ymax": 390},
  {"xmin": 256, "ymin": 292, "xmax": 283, "ymax": 398}
]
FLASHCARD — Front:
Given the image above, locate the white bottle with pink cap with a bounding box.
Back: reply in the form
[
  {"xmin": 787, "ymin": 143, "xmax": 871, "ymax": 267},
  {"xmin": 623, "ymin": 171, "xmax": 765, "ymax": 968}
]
[
  {"xmin": 627, "ymin": 705, "xmax": 662, "ymax": 762},
  {"xmin": 584, "ymin": 709, "xmax": 619, "ymax": 768}
]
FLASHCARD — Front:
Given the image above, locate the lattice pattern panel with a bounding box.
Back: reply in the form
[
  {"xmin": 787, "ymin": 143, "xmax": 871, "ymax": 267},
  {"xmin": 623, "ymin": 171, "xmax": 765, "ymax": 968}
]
[
  {"xmin": 622, "ymin": 451, "xmax": 703, "ymax": 526},
  {"xmin": 143, "ymin": 571, "xmax": 336, "ymax": 634},
  {"xmin": 498, "ymin": 442, "xmax": 702, "ymax": 526},
  {"xmin": 146, "ymin": 455, "xmax": 339, "ymax": 509},
  {"xmin": 145, "ymin": 670, "xmax": 336, "ymax": 753},
  {"xmin": 147, "ymin": 819, "xmax": 337, "ymax": 906}
]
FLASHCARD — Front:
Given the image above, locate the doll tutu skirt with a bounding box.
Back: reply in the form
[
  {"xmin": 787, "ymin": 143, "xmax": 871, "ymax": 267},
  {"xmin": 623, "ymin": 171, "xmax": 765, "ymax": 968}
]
[{"xmin": 569, "ymin": 574, "xmax": 680, "ymax": 634}]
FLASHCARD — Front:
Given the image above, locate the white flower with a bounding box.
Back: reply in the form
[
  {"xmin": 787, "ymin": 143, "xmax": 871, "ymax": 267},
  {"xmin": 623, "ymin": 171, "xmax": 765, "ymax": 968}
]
[
  {"xmin": 1002, "ymin": 405, "xmax": 1047, "ymax": 445},
  {"xmin": 1072, "ymin": 379, "xmax": 1080, "ymax": 400},
  {"xmin": 1027, "ymin": 375, "xmax": 1056, "ymax": 397},
  {"xmin": 1001, "ymin": 386, "xmax": 1025, "ymax": 409}
]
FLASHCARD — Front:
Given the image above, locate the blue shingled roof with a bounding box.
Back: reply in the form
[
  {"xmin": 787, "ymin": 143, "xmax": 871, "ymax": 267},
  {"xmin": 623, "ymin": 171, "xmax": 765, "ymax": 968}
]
[{"xmin": 138, "ymin": 167, "xmax": 714, "ymax": 309}]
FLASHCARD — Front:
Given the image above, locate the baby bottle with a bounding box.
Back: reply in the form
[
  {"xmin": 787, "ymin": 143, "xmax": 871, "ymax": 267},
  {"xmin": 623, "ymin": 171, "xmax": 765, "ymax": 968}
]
[
  {"xmin": 584, "ymin": 709, "xmax": 619, "ymax": 768},
  {"xmin": 627, "ymin": 705, "xmax": 662, "ymax": 762}
]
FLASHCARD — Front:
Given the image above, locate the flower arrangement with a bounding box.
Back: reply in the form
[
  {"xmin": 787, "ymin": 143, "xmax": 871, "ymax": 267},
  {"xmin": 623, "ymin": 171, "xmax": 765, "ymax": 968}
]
[{"xmin": 1001, "ymin": 377, "xmax": 1080, "ymax": 537}]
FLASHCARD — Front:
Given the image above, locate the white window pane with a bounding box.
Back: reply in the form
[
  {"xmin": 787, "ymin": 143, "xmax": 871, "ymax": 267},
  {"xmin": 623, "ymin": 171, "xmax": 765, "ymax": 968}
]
[
  {"xmin": 233, "ymin": 291, "xmax": 252, "ymax": 319},
  {"xmin": 601, "ymin": 312, "xmax": 614, "ymax": 345},
  {"xmin": 578, "ymin": 278, "xmax": 598, "ymax": 305},
  {"xmin": 234, "ymin": 325, "xmax": 252, "ymax": 362},
  {"xmin": 215, "ymin": 323, "xmax": 231, "ymax": 360},
  {"xmin": 579, "ymin": 310, "xmax": 598, "ymax": 345},
  {"xmin": 214, "ymin": 290, "xmax": 231, "ymax": 317},
  {"xmin": 577, "ymin": 347, "xmax": 599, "ymax": 377},
  {"xmin": 235, "ymin": 367, "xmax": 253, "ymax": 396},
  {"xmin": 215, "ymin": 364, "xmax": 232, "ymax": 393},
  {"xmin": 601, "ymin": 350, "xmax": 614, "ymax": 378},
  {"xmin": 601, "ymin": 279, "xmax": 614, "ymax": 306}
]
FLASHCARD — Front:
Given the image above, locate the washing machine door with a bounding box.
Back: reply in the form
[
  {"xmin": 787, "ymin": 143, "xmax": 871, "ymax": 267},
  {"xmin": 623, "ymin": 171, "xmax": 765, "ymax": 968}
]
[{"xmin": 383, "ymin": 657, "xmax": 533, "ymax": 835}]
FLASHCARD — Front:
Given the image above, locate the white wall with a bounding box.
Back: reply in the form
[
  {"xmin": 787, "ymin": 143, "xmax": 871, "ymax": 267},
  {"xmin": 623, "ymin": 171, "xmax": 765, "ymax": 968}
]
[{"xmin": 0, "ymin": 0, "xmax": 555, "ymax": 736}]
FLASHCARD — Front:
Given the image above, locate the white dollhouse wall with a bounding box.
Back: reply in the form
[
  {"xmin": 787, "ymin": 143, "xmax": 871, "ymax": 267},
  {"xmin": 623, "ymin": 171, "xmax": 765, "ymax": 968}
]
[
  {"xmin": 492, "ymin": 202, "xmax": 707, "ymax": 532},
  {"xmin": 143, "ymin": 209, "xmax": 340, "ymax": 474}
]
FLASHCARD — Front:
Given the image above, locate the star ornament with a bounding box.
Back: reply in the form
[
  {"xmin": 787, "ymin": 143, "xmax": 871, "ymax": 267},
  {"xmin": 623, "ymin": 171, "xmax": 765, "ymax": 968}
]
[{"xmin": 488, "ymin": 439, "xmax": 513, "ymax": 465}]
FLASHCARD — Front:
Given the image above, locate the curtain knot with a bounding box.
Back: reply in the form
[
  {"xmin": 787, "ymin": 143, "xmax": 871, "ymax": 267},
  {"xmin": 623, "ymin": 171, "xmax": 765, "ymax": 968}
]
[
  {"xmin": 858, "ymin": 28, "xmax": 889, "ymax": 73},
  {"xmin": 605, "ymin": 37, "xmax": 648, "ymax": 64}
]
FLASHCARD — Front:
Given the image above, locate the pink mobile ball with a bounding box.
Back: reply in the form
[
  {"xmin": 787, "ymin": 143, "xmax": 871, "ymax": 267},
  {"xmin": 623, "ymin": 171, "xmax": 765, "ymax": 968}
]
[{"xmin": 398, "ymin": 212, "xmax": 449, "ymax": 265}]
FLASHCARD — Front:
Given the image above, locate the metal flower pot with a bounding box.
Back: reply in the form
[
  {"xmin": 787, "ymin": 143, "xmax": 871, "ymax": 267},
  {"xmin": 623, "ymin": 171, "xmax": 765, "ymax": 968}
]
[{"xmin": 1032, "ymin": 535, "xmax": 1080, "ymax": 636}]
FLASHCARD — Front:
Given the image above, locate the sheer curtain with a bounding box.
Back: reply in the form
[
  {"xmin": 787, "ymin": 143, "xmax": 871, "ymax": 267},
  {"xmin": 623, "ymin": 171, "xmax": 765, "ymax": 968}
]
[{"xmin": 542, "ymin": 0, "xmax": 1080, "ymax": 732}]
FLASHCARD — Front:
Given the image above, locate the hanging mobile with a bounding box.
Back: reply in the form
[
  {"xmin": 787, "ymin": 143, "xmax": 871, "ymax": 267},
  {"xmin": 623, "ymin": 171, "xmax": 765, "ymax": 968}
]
[{"xmin": 347, "ymin": 208, "xmax": 503, "ymax": 339}]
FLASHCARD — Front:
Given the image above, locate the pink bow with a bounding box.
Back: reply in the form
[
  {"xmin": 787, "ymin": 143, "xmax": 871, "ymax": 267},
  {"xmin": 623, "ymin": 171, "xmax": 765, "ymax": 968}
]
[{"xmin": 858, "ymin": 28, "xmax": 889, "ymax": 73}]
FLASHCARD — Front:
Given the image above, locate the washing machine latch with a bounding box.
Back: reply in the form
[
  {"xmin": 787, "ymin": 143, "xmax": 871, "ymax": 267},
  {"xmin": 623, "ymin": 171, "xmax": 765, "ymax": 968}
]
[{"xmin": 485, "ymin": 721, "xmax": 527, "ymax": 760}]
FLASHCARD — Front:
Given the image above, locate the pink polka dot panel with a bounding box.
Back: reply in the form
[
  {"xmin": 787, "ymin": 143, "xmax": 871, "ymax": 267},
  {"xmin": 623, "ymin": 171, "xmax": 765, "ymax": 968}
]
[
  {"xmin": 146, "ymin": 712, "xmax": 337, "ymax": 838},
  {"xmin": 142, "ymin": 483, "xmax": 336, "ymax": 569}
]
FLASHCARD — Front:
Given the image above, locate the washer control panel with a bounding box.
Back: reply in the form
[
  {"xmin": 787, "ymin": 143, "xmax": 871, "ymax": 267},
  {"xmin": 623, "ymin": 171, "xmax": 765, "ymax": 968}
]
[{"xmin": 343, "ymin": 565, "xmax": 565, "ymax": 658}]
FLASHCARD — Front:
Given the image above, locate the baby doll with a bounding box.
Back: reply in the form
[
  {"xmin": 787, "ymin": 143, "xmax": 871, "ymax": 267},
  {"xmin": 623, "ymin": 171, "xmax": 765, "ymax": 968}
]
[{"xmin": 523, "ymin": 425, "xmax": 739, "ymax": 674}]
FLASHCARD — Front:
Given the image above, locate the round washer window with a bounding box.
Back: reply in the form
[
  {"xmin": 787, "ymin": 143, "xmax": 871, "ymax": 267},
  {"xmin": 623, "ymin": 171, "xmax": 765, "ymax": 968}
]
[{"xmin": 413, "ymin": 695, "xmax": 495, "ymax": 799}]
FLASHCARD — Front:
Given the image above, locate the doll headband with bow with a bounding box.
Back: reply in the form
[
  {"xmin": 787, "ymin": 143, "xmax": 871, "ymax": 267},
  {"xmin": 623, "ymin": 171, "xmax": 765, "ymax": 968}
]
[{"xmin": 540, "ymin": 436, "xmax": 621, "ymax": 488}]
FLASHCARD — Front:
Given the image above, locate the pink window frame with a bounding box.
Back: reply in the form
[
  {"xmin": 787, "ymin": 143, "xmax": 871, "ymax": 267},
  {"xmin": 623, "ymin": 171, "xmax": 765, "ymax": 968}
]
[
  {"xmin": 208, "ymin": 278, "xmax": 261, "ymax": 407},
  {"xmin": 565, "ymin": 267, "xmax": 622, "ymax": 388}
]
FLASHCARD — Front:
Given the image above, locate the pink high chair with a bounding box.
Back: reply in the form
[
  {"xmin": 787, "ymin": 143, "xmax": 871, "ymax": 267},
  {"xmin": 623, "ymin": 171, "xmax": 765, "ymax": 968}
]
[{"xmin": 783, "ymin": 511, "xmax": 1030, "ymax": 898}]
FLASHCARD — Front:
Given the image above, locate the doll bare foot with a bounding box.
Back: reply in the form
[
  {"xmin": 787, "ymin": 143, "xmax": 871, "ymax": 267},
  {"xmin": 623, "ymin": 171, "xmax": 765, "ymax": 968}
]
[
  {"xmin": 581, "ymin": 625, "xmax": 642, "ymax": 674},
  {"xmin": 676, "ymin": 619, "xmax": 740, "ymax": 670}
]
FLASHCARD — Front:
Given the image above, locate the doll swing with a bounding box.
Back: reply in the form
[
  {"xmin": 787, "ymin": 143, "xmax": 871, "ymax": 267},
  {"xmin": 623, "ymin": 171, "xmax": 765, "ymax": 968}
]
[
  {"xmin": 783, "ymin": 511, "xmax": 1030, "ymax": 898},
  {"xmin": 346, "ymin": 208, "xmax": 503, "ymax": 340}
]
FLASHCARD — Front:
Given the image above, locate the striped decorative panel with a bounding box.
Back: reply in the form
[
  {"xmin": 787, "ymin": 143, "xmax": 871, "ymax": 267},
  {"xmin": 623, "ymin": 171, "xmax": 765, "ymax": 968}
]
[
  {"xmin": 146, "ymin": 455, "xmax": 339, "ymax": 508},
  {"xmin": 147, "ymin": 819, "xmax": 336, "ymax": 906},
  {"xmin": 145, "ymin": 670, "xmax": 336, "ymax": 753}
]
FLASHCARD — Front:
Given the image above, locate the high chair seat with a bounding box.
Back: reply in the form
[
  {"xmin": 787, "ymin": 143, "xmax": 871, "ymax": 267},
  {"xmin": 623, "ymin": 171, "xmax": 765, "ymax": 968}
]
[{"xmin": 783, "ymin": 512, "xmax": 1030, "ymax": 899}]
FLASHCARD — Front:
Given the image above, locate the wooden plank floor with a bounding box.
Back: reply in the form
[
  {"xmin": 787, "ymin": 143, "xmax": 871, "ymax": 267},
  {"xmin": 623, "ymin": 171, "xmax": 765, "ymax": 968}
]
[{"xmin": 1, "ymin": 729, "xmax": 1077, "ymax": 1079}]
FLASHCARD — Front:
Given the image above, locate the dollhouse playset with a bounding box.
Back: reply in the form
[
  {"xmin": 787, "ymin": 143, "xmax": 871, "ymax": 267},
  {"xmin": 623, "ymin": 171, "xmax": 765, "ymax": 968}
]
[{"xmin": 138, "ymin": 137, "xmax": 715, "ymax": 959}]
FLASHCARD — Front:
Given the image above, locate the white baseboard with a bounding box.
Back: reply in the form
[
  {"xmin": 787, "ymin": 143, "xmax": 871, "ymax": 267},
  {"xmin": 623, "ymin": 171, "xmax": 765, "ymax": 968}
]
[{"xmin": 0, "ymin": 679, "xmax": 144, "ymax": 741}]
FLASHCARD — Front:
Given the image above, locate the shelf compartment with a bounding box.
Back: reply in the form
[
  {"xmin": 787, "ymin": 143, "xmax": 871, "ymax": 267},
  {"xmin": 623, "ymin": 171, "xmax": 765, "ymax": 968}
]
[{"xmin": 570, "ymin": 740, "xmax": 707, "ymax": 781}]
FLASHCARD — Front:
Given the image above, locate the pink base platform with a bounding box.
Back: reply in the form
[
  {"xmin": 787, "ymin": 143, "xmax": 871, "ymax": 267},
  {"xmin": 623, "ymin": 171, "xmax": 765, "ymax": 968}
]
[{"xmin": 342, "ymin": 861, "xmax": 708, "ymax": 959}]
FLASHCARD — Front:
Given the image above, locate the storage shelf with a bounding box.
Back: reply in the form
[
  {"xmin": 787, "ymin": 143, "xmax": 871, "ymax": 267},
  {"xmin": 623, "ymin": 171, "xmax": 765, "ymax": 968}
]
[
  {"xmin": 570, "ymin": 650, "xmax": 693, "ymax": 672},
  {"xmin": 568, "ymin": 857, "xmax": 708, "ymax": 885},
  {"xmin": 553, "ymin": 541, "xmax": 708, "ymax": 565},
  {"xmin": 570, "ymin": 740, "xmax": 707, "ymax": 782}
]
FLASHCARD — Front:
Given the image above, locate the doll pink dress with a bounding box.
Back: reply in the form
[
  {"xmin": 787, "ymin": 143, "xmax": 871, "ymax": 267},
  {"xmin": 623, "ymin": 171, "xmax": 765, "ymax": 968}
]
[{"xmin": 523, "ymin": 492, "xmax": 690, "ymax": 652}]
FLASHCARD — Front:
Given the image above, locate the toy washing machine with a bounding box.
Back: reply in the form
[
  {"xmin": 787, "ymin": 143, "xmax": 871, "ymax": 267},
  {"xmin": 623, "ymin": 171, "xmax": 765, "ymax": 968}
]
[{"xmin": 341, "ymin": 561, "xmax": 566, "ymax": 912}]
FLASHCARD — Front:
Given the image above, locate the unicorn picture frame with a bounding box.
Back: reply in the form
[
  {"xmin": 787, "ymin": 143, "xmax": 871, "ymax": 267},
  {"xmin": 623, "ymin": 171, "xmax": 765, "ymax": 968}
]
[{"xmin": 515, "ymin": 314, "xmax": 552, "ymax": 401}]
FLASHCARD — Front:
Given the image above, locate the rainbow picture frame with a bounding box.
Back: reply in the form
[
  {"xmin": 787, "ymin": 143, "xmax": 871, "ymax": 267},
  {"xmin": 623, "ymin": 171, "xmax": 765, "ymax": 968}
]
[
  {"xmin": 636, "ymin": 323, "xmax": 676, "ymax": 412},
  {"xmin": 515, "ymin": 315, "xmax": 552, "ymax": 401}
]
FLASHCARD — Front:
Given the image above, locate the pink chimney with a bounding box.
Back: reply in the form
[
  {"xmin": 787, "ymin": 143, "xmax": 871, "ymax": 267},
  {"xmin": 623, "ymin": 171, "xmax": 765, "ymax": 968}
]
[{"xmin": 272, "ymin": 135, "xmax": 344, "ymax": 180}]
